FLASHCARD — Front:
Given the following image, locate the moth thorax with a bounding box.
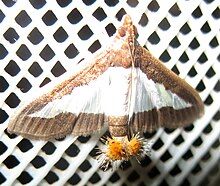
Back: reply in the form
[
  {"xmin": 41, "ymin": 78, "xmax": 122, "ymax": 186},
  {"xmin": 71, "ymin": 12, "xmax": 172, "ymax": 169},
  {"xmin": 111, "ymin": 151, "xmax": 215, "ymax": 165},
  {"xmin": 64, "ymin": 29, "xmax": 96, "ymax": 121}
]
[{"xmin": 108, "ymin": 116, "xmax": 129, "ymax": 137}]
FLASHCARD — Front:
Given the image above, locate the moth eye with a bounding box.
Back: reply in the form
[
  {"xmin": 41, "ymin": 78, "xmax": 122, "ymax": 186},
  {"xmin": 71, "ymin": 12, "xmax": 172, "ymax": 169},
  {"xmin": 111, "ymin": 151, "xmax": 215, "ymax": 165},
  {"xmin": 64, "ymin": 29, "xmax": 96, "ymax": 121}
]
[{"xmin": 118, "ymin": 26, "xmax": 126, "ymax": 37}]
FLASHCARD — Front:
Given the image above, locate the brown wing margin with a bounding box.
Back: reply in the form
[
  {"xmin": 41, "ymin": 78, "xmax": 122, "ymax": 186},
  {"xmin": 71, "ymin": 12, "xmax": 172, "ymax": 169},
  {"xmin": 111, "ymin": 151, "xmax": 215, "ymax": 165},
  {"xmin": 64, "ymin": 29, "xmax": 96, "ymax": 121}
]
[
  {"xmin": 131, "ymin": 46, "xmax": 204, "ymax": 133},
  {"xmin": 7, "ymin": 52, "xmax": 110, "ymax": 140}
]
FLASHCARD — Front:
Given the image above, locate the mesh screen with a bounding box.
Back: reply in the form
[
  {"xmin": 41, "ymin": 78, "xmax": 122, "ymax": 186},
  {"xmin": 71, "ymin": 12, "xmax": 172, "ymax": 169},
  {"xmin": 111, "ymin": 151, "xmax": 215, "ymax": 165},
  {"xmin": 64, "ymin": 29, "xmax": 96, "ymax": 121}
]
[{"xmin": 0, "ymin": 0, "xmax": 220, "ymax": 185}]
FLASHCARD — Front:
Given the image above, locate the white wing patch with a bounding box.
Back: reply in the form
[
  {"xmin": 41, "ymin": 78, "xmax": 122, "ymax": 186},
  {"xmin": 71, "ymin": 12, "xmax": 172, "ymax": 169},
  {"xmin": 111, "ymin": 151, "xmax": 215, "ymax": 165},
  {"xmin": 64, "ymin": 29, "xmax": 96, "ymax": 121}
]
[
  {"xmin": 29, "ymin": 67, "xmax": 191, "ymax": 119},
  {"xmin": 132, "ymin": 68, "xmax": 192, "ymax": 113}
]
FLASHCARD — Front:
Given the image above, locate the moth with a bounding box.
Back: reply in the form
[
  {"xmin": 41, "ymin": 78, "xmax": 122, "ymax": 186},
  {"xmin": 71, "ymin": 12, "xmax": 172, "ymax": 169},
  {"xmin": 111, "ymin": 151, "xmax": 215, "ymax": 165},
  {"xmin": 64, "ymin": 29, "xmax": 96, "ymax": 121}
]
[{"xmin": 8, "ymin": 15, "xmax": 204, "ymax": 169}]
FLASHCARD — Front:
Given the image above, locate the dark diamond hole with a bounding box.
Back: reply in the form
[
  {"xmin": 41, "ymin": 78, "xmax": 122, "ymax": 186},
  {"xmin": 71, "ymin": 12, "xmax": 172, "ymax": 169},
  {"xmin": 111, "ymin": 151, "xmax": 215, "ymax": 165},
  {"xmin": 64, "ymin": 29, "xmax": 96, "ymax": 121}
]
[
  {"xmin": 180, "ymin": 23, "xmax": 191, "ymax": 35},
  {"xmin": 51, "ymin": 61, "xmax": 66, "ymax": 77},
  {"xmin": 0, "ymin": 44, "xmax": 8, "ymax": 59},
  {"xmin": 192, "ymin": 164, "xmax": 202, "ymax": 174},
  {"xmin": 198, "ymin": 52, "xmax": 208, "ymax": 64},
  {"xmin": 139, "ymin": 13, "xmax": 148, "ymax": 27},
  {"xmin": 121, "ymin": 160, "xmax": 132, "ymax": 170},
  {"xmin": 29, "ymin": 0, "xmax": 46, "ymax": 9},
  {"xmin": 148, "ymin": 166, "xmax": 160, "ymax": 178},
  {"xmin": 204, "ymin": 0, "xmax": 214, "ymax": 4},
  {"xmin": 170, "ymin": 165, "xmax": 181, "ymax": 176},
  {"xmin": 64, "ymin": 44, "xmax": 79, "ymax": 59},
  {"xmin": 212, "ymin": 7, "xmax": 220, "ymax": 19},
  {"xmin": 4, "ymin": 60, "xmax": 20, "ymax": 76},
  {"xmin": 159, "ymin": 50, "xmax": 171, "ymax": 62},
  {"xmin": 93, "ymin": 7, "xmax": 107, "ymax": 21},
  {"xmin": 89, "ymin": 172, "xmax": 101, "ymax": 184},
  {"xmin": 55, "ymin": 157, "xmax": 69, "ymax": 170},
  {"xmin": 202, "ymin": 151, "xmax": 211, "ymax": 161},
  {"xmin": 4, "ymin": 129, "xmax": 17, "ymax": 139},
  {"xmin": 201, "ymin": 22, "xmax": 211, "ymax": 33},
  {"xmin": 0, "ymin": 109, "xmax": 9, "ymax": 124},
  {"xmin": 42, "ymin": 142, "xmax": 56, "ymax": 155},
  {"xmin": 18, "ymin": 171, "xmax": 33, "ymax": 184},
  {"xmin": 53, "ymin": 27, "xmax": 68, "ymax": 43},
  {"xmin": 188, "ymin": 66, "xmax": 197, "ymax": 77},
  {"xmin": 189, "ymin": 38, "xmax": 200, "ymax": 49},
  {"xmin": 68, "ymin": 173, "xmax": 81, "ymax": 185},
  {"xmin": 192, "ymin": 6, "xmax": 203, "ymax": 18},
  {"xmin": 214, "ymin": 80, "xmax": 220, "ymax": 92},
  {"xmin": 182, "ymin": 149, "xmax": 193, "ymax": 160},
  {"xmin": 5, "ymin": 93, "xmax": 20, "ymax": 108},
  {"xmin": 40, "ymin": 77, "xmax": 51, "ymax": 87},
  {"xmin": 127, "ymin": 0, "xmax": 139, "ymax": 7},
  {"xmin": 179, "ymin": 52, "xmax": 189, "ymax": 63},
  {"xmin": 174, "ymin": 135, "xmax": 184, "ymax": 145},
  {"xmin": 148, "ymin": 31, "xmax": 160, "ymax": 44},
  {"xmin": 28, "ymin": 27, "xmax": 44, "ymax": 45},
  {"xmin": 105, "ymin": 23, "xmax": 116, "ymax": 37},
  {"xmin": 116, "ymin": 8, "xmax": 127, "ymax": 21},
  {"xmin": 40, "ymin": 44, "xmax": 55, "ymax": 61},
  {"xmin": 169, "ymin": 3, "xmax": 181, "ymax": 16},
  {"xmin": 128, "ymin": 170, "xmax": 140, "ymax": 182},
  {"xmin": 171, "ymin": 65, "xmax": 180, "ymax": 75},
  {"xmin": 4, "ymin": 27, "xmax": 19, "ymax": 43},
  {"xmin": 159, "ymin": 18, "xmax": 170, "ymax": 30},
  {"xmin": 196, "ymin": 80, "xmax": 205, "ymax": 92},
  {"xmin": 44, "ymin": 171, "xmax": 59, "ymax": 184},
  {"xmin": 205, "ymin": 67, "xmax": 215, "ymax": 78},
  {"xmin": 15, "ymin": 10, "xmax": 32, "ymax": 28},
  {"xmin": 152, "ymin": 138, "xmax": 164, "ymax": 150},
  {"xmin": 140, "ymin": 156, "xmax": 152, "ymax": 167},
  {"xmin": 204, "ymin": 95, "xmax": 213, "ymax": 105},
  {"xmin": 28, "ymin": 62, "xmax": 43, "ymax": 77},
  {"xmin": 56, "ymin": 0, "xmax": 72, "ymax": 7},
  {"xmin": 17, "ymin": 78, "xmax": 32, "ymax": 93},
  {"xmin": 209, "ymin": 37, "xmax": 219, "ymax": 48},
  {"xmin": 67, "ymin": 8, "xmax": 83, "ymax": 24},
  {"xmin": 0, "ymin": 10, "xmax": 5, "ymax": 23},
  {"xmin": 169, "ymin": 36, "xmax": 180, "ymax": 48},
  {"xmin": 17, "ymin": 139, "xmax": 33, "ymax": 152},
  {"xmin": 88, "ymin": 40, "xmax": 101, "ymax": 53},
  {"xmin": 79, "ymin": 160, "xmax": 92, "ymax": 172},
  {"xmin": 203, "ymin": 124, "xmax": 212, "ymax": 134},
  {"xmin": 78, "ymin": 25, "xmax": 93, "ymax": 40},
  {"xmin": 104, "ymin": 0, "xmax": 119, "ymax": 6},
  {"xmin": 184, "ymin": 124, "xmax": 194, "ymax": 132},
  {"xmin": 16, "ymin": 44, "xmax": 32, "ymax": 61},
  {"xmin": 0, "ymin": 141, "xmax": 8, "ymax": 155},
  {"xmin": 42, "ymin": 10, "xmax": 57, "ymax": 26},
  {"xmin": 82, "ymin": 0, "xmax": 96, "ymax": 5},
  {"xmin": 109, "ymin": 172, "xmax": 120, "ymax": 183},
  {"xmin": 0, "ymin": 76, "xmax": 9, "ymax": 92},
  {"xmin": 148, "ymin": 0, "xmax": 160, "ymax": 12},
  {"xmin": 2, "ymin": 0, "xmax": 16, "ymax": 7},
  {"xmin": 31, "ymin": 155, "xmax": 46, "ymax": 168},
  {"xmin": 160, "ymin": 150, "xmax": 172, "ymax": 162},
  {"xmin": 3, "ymin": 155, "xmax": 20, "ymax": 169},
  {"xmin": 65, "ymin": 143, "xmax": 80, "ymax": 157},
  {"xmin": 78, "ymin": 136, "xmax": 91, "ymax": 143},
  {"xmin": 193, "ymin": 137, "xmax": 203, "ymax": 147}
]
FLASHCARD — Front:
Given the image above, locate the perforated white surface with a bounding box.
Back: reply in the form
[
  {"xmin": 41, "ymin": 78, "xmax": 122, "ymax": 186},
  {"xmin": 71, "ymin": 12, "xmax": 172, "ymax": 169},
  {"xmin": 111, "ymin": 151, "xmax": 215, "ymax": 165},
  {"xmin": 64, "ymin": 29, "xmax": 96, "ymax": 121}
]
[{"xmin": 0, "ymin": 0, "xmax": 220, "ymax": 186}]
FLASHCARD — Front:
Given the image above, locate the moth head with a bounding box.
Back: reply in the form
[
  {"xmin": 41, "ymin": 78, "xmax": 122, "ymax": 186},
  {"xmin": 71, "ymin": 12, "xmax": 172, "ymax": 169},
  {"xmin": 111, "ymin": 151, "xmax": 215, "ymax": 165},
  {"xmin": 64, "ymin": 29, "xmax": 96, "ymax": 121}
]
[{"xmin": 118, "ymin": 14, "xmax": 138, "ymax": 38}]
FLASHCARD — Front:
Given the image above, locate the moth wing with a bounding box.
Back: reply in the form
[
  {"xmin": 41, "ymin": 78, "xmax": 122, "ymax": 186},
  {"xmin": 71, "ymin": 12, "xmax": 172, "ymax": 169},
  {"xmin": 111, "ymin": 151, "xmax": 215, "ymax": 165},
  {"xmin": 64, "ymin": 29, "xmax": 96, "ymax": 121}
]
[
  {"xmin": 8, "ymin": 57, "xmax": 110, "ymax": 140},
  {"xmin": 131, "ymin": 47, "xmax": 204, "ymax": 133}
]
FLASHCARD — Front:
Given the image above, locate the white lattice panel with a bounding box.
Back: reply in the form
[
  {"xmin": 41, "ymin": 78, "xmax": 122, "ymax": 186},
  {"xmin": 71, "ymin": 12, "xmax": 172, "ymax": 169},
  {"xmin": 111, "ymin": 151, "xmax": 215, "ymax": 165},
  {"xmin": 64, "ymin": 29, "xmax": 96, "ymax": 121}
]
[{"xmin": 0, "ymin": 0, "xmax": 220, "ymax": 186}]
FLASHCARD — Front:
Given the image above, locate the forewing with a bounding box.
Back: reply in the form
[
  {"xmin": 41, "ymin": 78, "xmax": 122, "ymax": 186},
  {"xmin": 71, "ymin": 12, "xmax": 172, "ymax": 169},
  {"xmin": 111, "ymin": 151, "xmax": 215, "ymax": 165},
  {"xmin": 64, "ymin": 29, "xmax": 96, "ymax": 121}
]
[
  {"xmin": 8, "ymin": 56, "xmax": 111, "ymax": 140},
  {"xmin": 131, "ymin": 47, "xmax": 204, "ymax": 133}
]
